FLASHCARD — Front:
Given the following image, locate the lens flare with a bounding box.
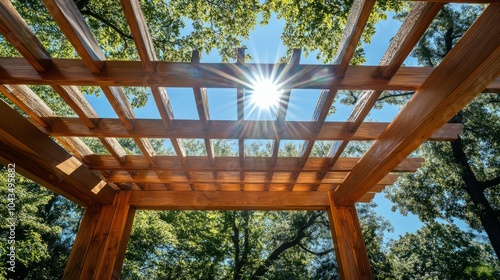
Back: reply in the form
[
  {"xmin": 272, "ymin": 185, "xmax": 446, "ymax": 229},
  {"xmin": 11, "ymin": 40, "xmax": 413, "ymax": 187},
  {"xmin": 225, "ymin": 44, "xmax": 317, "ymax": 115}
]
[{"xmin": 249, "ymin": 77, "xmax": 282, "ymax": 109}]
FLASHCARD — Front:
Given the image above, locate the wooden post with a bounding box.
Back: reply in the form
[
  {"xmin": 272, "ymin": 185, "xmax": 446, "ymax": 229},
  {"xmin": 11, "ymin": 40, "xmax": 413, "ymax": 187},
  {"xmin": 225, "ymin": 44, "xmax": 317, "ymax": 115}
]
[
  {"xmin": 327, "ymin": 191, "xmax": 372, "ymax": 279},
  {"xmin": 63, "ymin": 191, "xmax": 136, "ymax": 280}
]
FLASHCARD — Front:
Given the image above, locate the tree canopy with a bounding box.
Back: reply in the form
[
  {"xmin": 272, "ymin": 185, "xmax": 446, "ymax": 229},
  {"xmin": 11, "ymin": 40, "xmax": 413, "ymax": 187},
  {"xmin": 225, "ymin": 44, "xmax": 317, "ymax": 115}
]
[
  {"xmin": 384, "ymin": 4, "xmax": 500, "ymax": 261},
  {"xmin": 1, "ymin": 1, "xmax": 500, "ymax": 279}
]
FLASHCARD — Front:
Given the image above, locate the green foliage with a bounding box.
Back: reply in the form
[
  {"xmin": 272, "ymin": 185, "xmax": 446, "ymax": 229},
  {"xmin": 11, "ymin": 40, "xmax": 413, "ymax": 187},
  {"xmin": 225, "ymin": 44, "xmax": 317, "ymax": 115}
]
[
  {"xmin": 0, "ymin": 166, "xmax": 82, "ymax": 280},
  {"xmin": 262, "ymin": 0, "xmax": 402, "ymax": 63},
  {"xmin": 3, "ymin": 0, "xmax": 403, "ymax": 110},
  {"xmin": 387, "ymin": 222, "xmax": 500, "ymax": 279},
  {"xmin": 409, "ymin": 5, "xmax": 484, "ymax": 67},
  {"xmin": 121, "ymin": 210, "xmax": 338, "ymax": 279},
  {"xmin": 387, "ymin": 94, "xmax": 500, "ymax": 230}
]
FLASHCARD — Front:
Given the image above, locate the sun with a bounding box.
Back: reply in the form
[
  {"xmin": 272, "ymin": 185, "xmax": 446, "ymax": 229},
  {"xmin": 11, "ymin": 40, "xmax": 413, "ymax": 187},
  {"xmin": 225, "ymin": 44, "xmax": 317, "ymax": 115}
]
[{"xmin": 249, "ymin": 77, "xmax": 282, "ymax": 109}]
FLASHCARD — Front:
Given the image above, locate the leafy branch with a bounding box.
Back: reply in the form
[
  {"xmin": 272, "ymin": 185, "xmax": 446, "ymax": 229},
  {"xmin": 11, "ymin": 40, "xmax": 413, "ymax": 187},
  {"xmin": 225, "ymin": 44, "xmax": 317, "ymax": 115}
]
[{"xmin": 298, "ymin": 242, "xmax": 333, "ymax": 256}]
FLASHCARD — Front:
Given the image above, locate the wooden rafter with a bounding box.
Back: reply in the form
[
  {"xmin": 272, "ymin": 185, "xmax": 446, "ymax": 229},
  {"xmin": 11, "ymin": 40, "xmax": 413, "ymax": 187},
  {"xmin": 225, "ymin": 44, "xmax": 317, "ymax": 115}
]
[
  {"xmin": 269, "ymin": 49, "xmax": 301, "ymax": 190},
  {"xmin": 41, "ymin": 0, "xmax": 173, "ymax": 190},
  {"xmin": 334, "ymin": 0, "xmax": 375, "ymax": 77},
  {"xmin": 333, "ymin": 3, "xmax": 500, "ymax": 205},
  {"xmin": 0, "ymin": 4, "xmax": 133, "ymax": 167},
  {"xmin": 298, "ymin": 0, "xmax": 375, "ymax": 171},
  {"xmin": 129, "ymin": 191, "xmax": 332, "ymax": 210},
  {"xmin": 42, "ymin": 0, "xmax": 105, "ymax": 73},
  {"xmin": 0, "ymin": 98, "xmax": 115, "ymax": 205},
  {"xmin": 0, "ymin": 1, "xmax": 52, "ymax": 72},
  {"xmin": 119, "ymin": 0, "xmax": 156, "ymax": 72},
  {"xmin": 37, "ymin": 117, "xmax": 463, "ymax": 141},
  {"xmin": 0, "ymin": 1, "xmax": 497, "ymax": 279},
  {"xmin": 326, "ymin": 1, "xmax": 444, "ymax": 167},
  {"xmin": 102, "ymin": 170, "xmax": 399, "ymax": 185},
  {"xmin": 0, "ymin": 84, "xmax": 94, "ymax": 159},
  {"xmin": 83, "ymin": 156, "xmax": 424, "ymax": 173},
  {"xmin": 237, "ymin": 48, "xmax": 246, "ymax": 190},
  {"xmin": 1, "ymin": 58, "xmax": 500, "ymax": 91}
]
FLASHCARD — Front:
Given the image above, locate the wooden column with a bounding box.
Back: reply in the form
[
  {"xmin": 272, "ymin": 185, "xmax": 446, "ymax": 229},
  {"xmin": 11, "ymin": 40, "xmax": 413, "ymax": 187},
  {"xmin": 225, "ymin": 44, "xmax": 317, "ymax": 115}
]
[
  {"xmin": 327, "ymin": 191, "xmax": 372, "ymax": 279},
  {"xmin": 63, "ymin": 191, "xmax": 135, "ymax": 280}
]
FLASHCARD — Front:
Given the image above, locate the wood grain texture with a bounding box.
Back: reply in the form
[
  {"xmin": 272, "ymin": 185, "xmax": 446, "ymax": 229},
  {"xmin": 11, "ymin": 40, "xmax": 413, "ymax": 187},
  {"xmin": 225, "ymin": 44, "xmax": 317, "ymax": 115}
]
[
  {"xmin": 375, "ymin": 2, "xmax": 444, "ymax": 78},
  {"xmin": 63, "ymin": 205, "xmax": 102, "ymax": 279},
  {"xmin": 78, "ymin": 200, "xmax": 117, "ymax": 280},
  {"xmin": 328, "ymin": 2, "xmax": 444, "ymax": 166},
  {"xmin": 0, "ymin": 84, "xmax": 94, "ymax": 158},
  {"xmin": 129, "ymin": 191, "xmax": 331, "ymax": 210},
  {"xmin": 84, "ymin": 156, "xmax": 423, "ymax": 173},
  {"xmin": 100, "ymin": 86, "xmax": 135, "ymax": 130},
  {"xmin": 120, "ymin": 0, "xmax": 157, "ymax": 72},
  {"xmin": 0, "ymin": 99, "xmax": 115, "ymax": 204},
  {"xmin": 334, "ymin": 0, "xmax": 375, "ymax": 76},
  {"xmin": 41, "ymin": 118, "xmax": 463, "ymax": 141},
  {"xmin": 327, "ymin": 191, "xmax": 372, "ymax": 279},
  {"xmin": 334, "ymin": 4, "xmax": 500, "ymax": 205},
  {"xmin": 1, "ymin": 58, "xmax": 498, "ymax": 91},
  {"xmin": 42, "ymin": 0, "xmax": 105, "ymax": 73},
  {"xmin": 0, "ymin": 59, "xmax": 448, "ymax": 90},
  {"xmin": 0, "ymin": 0, "xmax": 52, "ymax": 71},
  {"xmin": 0, "ymin": 144, "xmax": 91, "ymax": 206},
  {"xmin": 95, "ymin": 191, "xmax": 135, "ymax": 280},
  {"xmin": 102, "ymin": 170, "xmax": 397, "ymax": 186}
]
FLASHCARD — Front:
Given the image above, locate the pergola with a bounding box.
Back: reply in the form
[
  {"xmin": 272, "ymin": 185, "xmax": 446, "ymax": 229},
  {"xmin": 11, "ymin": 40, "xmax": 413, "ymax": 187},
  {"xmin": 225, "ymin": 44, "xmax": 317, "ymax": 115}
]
[{"xmin": 0, "ymin": 0, "xmax": 498, "ymax": 279}]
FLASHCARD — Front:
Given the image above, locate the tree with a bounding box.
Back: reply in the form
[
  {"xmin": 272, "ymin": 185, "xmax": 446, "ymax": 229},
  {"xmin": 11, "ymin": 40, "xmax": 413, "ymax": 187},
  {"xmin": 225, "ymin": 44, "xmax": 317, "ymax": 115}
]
[
  {"xmin": 0, "ymin": 166, "xmax": 83, "ymax": 280},
  {"xmin": 382, "ymin": 4, "xmax": 500, "ymax": 261},
  {"xmin": 388, "ymin": 222, "xmax": 500, "ymax": 279}
]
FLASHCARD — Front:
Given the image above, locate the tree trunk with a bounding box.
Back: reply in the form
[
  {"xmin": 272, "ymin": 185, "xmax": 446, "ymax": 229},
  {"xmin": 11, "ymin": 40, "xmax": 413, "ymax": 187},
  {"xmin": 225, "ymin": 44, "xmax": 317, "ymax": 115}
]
[
  {"xmin": 450, "ymin": 135, "xmax": 500, "ymax": 260},
  {"xmin": 249, "ymin": 212, "xmax": 321, "ymax": 279},
  {"xmin": 231, "ymin": 212, "xmax": 243, "ymax": 280}
]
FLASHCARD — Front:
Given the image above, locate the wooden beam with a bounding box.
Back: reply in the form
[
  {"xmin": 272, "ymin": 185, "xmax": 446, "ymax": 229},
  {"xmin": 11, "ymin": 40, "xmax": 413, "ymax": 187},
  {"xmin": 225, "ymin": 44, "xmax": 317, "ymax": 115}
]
[
  {"xmin": 56, "ymin": 136, "xmax": 94, "ymax": 159},
  {"xmin": 52, "ymin": 85, "xmax": 98, "ymax": 128},
  {"xmin": 84, "ymin": 156, "xmax": 423, "ymax": 173},
  {"xmin": 42, "ymin": 0, "xmax": 105, "ymax": 73},
  {"xmin": 0, "ymin": 144, "xmax": 91, "ymax": 206},
  {"xmin": 44, "ymin": 0, "xmax": 162, "ymax": 174},
  {"xmin": 45, "ymin": 0, "xmax": 158, "ymax": 167},
  {"xmin": 1, "ymin": 58, "xmax": 498, "ymax": 91},
  {"xmin": 65, "ymin": 191, "xmax": 135, "ymax": 280},
  {"xmin": 374, "ymin": 2, "xmax": 444, "ymax": 79},
  {"xmin": 63, "ymin": 204, "xmax": 103, "ymax": 279},
  {"xmin": 42, "ymin": 117, "xmax": 463, "ymax": 141},
  {"xmin": 49, "ymin": 85, "xmax": 131, "ymax": 164},
  {"xmin": 95, "ymin": 191, "xmax": 135, "ymax": 279},
  {"xmin": 237, "ymin": 48, "xmax": 246, "ymax": 188},
  {"xmin": 327, "ymin": 191, "xmax": 372, "ymax": 279},
  {"xmin": 276, "ymin": 49, "xmax": 301, "ymax": 130},
  {"xmin": 328, "ymin": 2, "xmax": 444, "ymax": 166},
  {"xmin": 100, "ymin": 86, "xmax": 135, "ymax": 130},
  {"xmin": 270, "ymin": 49, "xmax": 301, "ymax": 183},
  {"xmin": 334, "ymin": 0, "xmax": 376, "ymax": 77},
  {"xmin": 237, "ymin": 48, "xmax": 246, "ymax": 121},
  {"xmin": 150, "ymin": 87, "xmax": 175, "ymax": 129},
  {"xmin": 129, "ymin": 191, "xmax": 333, "ymax": 210},
  {"xmin": 102, "ymin": 170, "xmax": 397, "ymax": 185},
  {"xmin": 0, "ymin": 0, "xmax": 52, "ymax": 72},
  {"xmin": 119, "ymin": 0, "xmax": 176, "ymax": 132},
  {"xmin": 0, "ymin": 84, "xmax": 94, "ymax": 158},
  {"xmin": 0, "ymin": 98, "xmax": 115, "ymax": 204},
  {"xmin": 6, "ymin": 59, "xmax": 500, "ymax": 91},
  {"xmin": 333, "ymin": 4, "xmax": 500, "ymax": 205},
  {"xmin": 192, "ymin": 50, "xmax": 215, "ymax": 166},
  {"xmin": 0, "ymin": 84, "xmax": 54, "ymax": 128},
  {"xmin": 119, "ymin": 0, "xmax": 157, "ymax": 72}
]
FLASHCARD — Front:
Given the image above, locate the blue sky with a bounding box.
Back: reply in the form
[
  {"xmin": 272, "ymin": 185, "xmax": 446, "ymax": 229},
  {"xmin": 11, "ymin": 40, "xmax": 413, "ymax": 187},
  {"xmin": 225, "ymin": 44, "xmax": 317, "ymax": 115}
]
[{"xmin": 86, "ymin": 12, "xmax": 427, "ymax": 241}]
